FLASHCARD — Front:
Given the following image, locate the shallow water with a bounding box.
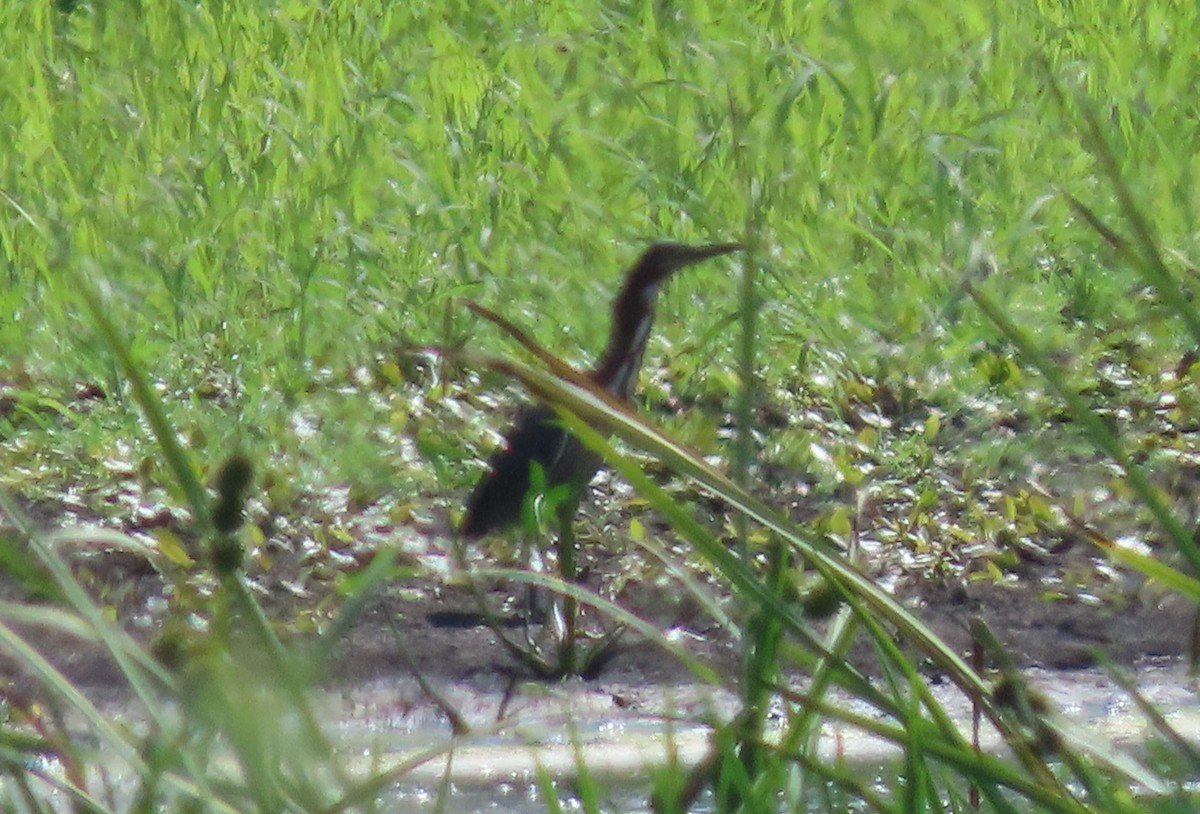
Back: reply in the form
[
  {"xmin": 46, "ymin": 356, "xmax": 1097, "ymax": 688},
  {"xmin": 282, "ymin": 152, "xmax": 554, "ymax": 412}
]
[
  {"xmin": 319, "ymin": 658, "xmax": 1199, "ymax": 811},
  {"xmin": 25, "ymin": 660, "xmax": 1200, "ymax": 813}
]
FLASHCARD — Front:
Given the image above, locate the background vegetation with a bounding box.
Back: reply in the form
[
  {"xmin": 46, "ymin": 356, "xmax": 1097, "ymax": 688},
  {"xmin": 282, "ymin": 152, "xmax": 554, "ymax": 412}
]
[
  {"xmin": 5, "ymin": 1, "xmax": 1199, "ymax": 569},
  {"xmin": 1, "ymin": 0, "xmax": 1199, "ymax": 811}
]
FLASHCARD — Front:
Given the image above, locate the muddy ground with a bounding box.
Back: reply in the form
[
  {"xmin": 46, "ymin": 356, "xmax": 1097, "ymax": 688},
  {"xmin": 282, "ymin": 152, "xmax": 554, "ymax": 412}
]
[{"xmin": 2, "ymin": 510, "xmax": 1193, "ymax": 705}]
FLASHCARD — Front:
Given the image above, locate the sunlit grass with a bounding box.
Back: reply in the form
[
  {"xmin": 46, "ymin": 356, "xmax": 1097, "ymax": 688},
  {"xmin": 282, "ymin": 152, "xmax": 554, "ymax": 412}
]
[
  {"xmin": 5, "ymin": 2, "xmax": 1197, "ymax": 512},
  {"xmin": 3, "ymin": 0, "xmax": 1200, "ymax": 811}
]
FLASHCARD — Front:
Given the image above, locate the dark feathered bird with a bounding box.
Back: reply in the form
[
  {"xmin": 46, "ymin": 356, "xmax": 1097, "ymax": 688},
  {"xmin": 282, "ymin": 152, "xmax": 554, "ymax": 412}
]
[{"xmin": 460, "ymin": 242, "xmax": 741, "ymax": 538}]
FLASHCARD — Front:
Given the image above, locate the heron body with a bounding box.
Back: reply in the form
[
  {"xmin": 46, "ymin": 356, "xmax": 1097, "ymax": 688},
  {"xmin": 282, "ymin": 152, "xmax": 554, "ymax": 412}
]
[{"xmin": 460, "ymin": 241, "xmax": 740, "ymax": 539}]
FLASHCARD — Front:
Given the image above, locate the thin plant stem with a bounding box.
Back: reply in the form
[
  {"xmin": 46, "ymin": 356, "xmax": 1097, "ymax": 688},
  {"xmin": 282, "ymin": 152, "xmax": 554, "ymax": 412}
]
[{"xmin": 555, "ymin": 491, "xmax": 581, "ymax": 677}]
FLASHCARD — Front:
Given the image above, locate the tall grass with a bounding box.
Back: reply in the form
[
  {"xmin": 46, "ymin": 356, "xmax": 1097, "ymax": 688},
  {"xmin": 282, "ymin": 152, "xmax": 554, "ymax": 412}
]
[{"xmin": 2, "ymin": 0, "xmax": 1200, "ymax": 812}]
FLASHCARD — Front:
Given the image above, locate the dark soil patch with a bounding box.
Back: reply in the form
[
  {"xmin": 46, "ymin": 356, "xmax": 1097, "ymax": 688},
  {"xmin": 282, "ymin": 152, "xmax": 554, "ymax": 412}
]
[
  {"xmin": 331, "ymin": 570, "xmax": 1194, "ymax": 690},
  {"xmin": 0, "ymin": 547, "xmax": 1192, "ymax": 704},
  {"xmin": 1, "ymin": 493, "xmax": 1193, "ymax": 703}
]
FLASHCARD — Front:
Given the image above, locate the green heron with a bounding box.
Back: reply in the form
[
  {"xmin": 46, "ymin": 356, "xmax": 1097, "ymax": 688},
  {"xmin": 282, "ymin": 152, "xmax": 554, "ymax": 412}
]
[{"xmin": 459, "ymin": 242, "xmax": 742, "ymax": 538}]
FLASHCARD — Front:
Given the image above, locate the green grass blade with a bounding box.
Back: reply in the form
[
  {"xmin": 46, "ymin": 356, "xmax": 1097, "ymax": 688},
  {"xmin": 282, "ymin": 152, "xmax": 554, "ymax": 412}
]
[
  {"xmin": 965, "ymin": 280, "xmax": 1200, "ymax": 575},
  {"xmin": 75, "ymin": 278, "xmax": 213, "ymax": 540}
]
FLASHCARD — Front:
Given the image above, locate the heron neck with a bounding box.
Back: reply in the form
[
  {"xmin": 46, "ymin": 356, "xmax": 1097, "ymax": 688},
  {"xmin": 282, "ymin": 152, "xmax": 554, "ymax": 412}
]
[{"xmin": 590, "ymin": 280, "xmax": 661, "ymax": 400}]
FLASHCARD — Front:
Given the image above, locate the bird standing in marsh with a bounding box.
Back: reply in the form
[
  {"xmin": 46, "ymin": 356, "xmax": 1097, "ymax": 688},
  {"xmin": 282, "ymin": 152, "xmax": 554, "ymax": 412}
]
[{"xmin": 459, "ymin": 241, "xmax": 741, "ymax": 675}]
